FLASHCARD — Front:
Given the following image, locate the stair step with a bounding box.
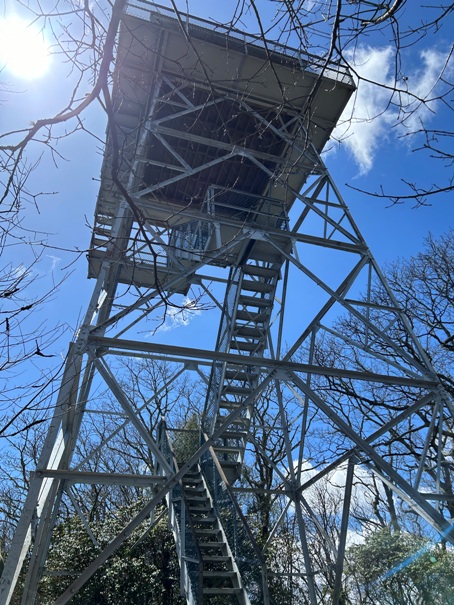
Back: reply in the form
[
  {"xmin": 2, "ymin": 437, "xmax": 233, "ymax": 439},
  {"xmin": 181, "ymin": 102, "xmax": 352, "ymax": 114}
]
[
  {"xmin": 185, "ymin": 493, "xmax": 207, "ymax": 501},
  {"xmin": 241, "ymin": 279, "xmax": 274, "ymax": 293},
  {"xmin": 182, "ymin": 471, "xmax": 200, "ymax": 481},
  {"xmin": 238, "ymin": 294, "xmax": 272, "ymax": 308},
  {"xmin": 185, "ymin": 495, "xmax": 209, "ymax": 503},
  {"xmin": 182, "ymin": 476, "xmax": 202, "ymax": 485},
  {"xmin": 219, "ymin": 401, "xmax": 242, "ymax": 410},
  {"xmin": 242, "ymin": 264, "xmax": 278, "ymax": 279},
  {"xmin": 218, "ymin": 430, "xmax": 247, "ymax": 440},
  {"xmin": 196, "ymin": 528, "xmax": 221, "ymax": 536},
  {"xmin": 203, "ymin": 587, "xmax": 241, "ymax": 596},
  {"xmin": 230, "ymin": 340, "xmax": 263, "ymax": 352},
  {"xmin": 203, "ymin": 571, "xmax": 236, "ymax": 579},
  {"xmin": 235, "ymin": 309, "xmax": 268, "ymax": 323},
  {"xmin": 216, "ymin": 425, "xmax": 248, "ymax": 436},
  {"xmin": 188, "ymin": 504, "xmax": 212, "ymax": 513},
  {"xmin": 184, "ymin": 485, "xmax": 205, "ymax": 493},
  {"xmin": 202, "ymin": 556, "xmax": 231, "ymax": 564},
  {"xmin": 222, "ymin": 385, "xmax": 251, "ymax": 395},
  {"xmin": 192, "ymin": 517, "xmax": 217, "ymax": 525},
  {"xmin": 216, "ymin": 415, "xmax": 248, "ymax": 425},
  {"xmin": 182, "ymin": 480, "xmax": 201, "ymax": 487},
  {"xmin": 214, "ymin": 446, "xmax": 241, "ymax": 455},
  {"xmin": 198, "ymin": 541, "xmax": 226, "ymax": 550},
  {"xmin": 224, "ymin": 367, "xmax": 258, "ymax": 381},
  {"xmin": 234, "ymin": 326, "xmax": 264, "ymax": 338},
  {"xmin": 220, "ymin": 460, "xmax": 241, "ymax": 468},
  {"xmin": 217, "ymin": 427, "xmax": 248, "ymax": 438}
]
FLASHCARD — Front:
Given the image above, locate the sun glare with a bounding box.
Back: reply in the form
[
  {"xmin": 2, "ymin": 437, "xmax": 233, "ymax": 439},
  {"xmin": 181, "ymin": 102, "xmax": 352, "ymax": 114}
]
[{"xmin": 0, "ymin": 16, "xmax": 50, "ymax": 80}]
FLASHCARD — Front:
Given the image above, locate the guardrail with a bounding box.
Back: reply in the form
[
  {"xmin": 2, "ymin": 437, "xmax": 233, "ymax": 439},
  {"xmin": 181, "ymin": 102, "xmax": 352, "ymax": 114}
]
[
  {"xmin": 157, "ymin": 421, "xmax": 203, "ymax": 605},
  {"xmin": 126, "ymin": 1, "xmax": 354, "ymax": 87},
  {"xmin": 201, "ymin": 435, "xmax": 272, "ymax": 605}
]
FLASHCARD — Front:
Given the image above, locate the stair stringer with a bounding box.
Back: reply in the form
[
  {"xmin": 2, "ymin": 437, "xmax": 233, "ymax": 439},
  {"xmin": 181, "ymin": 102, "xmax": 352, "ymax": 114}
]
[
  {"xmin": 203, "ymin": 241, "xmax": 289, "ymax": 483},
  {"xmin": 166, "ymin": 489, "xmax": 201, "ymax": 605},
  {"xmin": 195, "ymin": 464, "xmax": 252, "ymax": 605}
]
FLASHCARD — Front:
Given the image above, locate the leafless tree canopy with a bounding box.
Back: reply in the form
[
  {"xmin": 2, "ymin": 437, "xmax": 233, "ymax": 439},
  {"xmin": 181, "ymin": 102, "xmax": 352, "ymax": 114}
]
[
  {"xmin": 1, "ymin": 0, "xmax": 453, "ymax": 206},
  {"xmin": 0, "ymin": 0, "xmax": 451, "ymax": 511},
  {"xmin": 0, "ymin": 4, "xmax": 452, "ymax": 600}
]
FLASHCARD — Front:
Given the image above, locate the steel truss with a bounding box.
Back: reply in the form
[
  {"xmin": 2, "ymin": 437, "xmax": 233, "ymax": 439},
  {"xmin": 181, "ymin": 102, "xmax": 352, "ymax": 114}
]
[{"xmin": 1, "ymin": 5, "xmax": 453, "ymax": 605}]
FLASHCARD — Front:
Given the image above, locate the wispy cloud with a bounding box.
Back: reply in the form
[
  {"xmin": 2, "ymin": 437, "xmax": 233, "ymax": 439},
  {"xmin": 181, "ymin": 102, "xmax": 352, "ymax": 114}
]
[
  {"xmin": 11, "ymin": 263, "xmax": 28, "ymax": 279},
  {"xmin": 329, "ymin": 45, "xmax": 451, "ymax": 174},
  {"xmin": 46, "ymin": 255, "xmax": 61, "ymax": 272},
  {"xmin": 157, "ymin": 297, "xmax": 202, "ymax": 333}
]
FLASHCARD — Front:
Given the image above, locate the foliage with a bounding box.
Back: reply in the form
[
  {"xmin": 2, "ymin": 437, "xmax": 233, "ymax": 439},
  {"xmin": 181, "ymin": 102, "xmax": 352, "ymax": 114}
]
[
  {"xmin": 348, "ymin": 527, "xmax": 454, "ymax": 604},
  {"xmin": 0, "ymin": 0, "xmax": 452, "ymax": 433},
  {"xmin": 171, "ymin": 414, "xmax": 201, "ymax": 467},
  {"xmin": 39, "ymin": 503, "xmax": 184, "ymax": 605}
]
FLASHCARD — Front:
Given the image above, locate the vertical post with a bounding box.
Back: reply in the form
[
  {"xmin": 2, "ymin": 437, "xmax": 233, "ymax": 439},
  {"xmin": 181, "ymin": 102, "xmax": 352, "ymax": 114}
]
[
  {"xmin": 180, "ymin": 497, "xmax": 185, "ymax": 597},
  {"xmin": 332, "ymin": 457, "xmax": 355, "ymax": 605},
  {"xmin": 0, "ymin": 345, "xmax": 82, "ymax": 605},
  {"xmin": 436, "ymin": 402, "xmax": 444, "ymax": 512},
  {"xmin": 294, "ymin": 501, "xmax": 318, "ymax": 605}
]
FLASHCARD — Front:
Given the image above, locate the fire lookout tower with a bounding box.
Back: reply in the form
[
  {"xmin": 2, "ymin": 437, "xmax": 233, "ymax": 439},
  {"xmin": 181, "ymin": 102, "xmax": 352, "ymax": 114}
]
[{"xmin": 1, "ymin": 3, "xmax": 453, "ymax": 605}]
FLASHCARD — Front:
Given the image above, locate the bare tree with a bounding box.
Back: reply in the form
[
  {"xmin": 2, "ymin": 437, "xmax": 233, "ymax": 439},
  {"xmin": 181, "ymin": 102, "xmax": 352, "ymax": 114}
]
[
  {"xmin": 0, "ymin": 2, "xmax": 453, "ymax": 602},
  {"xmin": 0, "ymin": 0, "xmax": 452, "ymax": 437},
  {"xmin": 0, "ymin": 356, "xmax": 199, "ymax": 601},
  {"xmin": 305, "ymin": 230, "xmax": 454, "ymax": 525}
]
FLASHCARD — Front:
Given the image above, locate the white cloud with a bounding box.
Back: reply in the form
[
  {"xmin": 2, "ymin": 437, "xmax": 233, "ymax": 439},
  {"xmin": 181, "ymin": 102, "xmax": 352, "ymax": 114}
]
[
  {"xmin": 297, "ymin": 459, "xmax": 381, "ymax": 532},
  {"xmin": 295, "ymin": 460, "xmax": 371, "ymax": 547},
  {"xmin": 329, "ymin": 45, "xmax": 451, "ymax": 174},
  {"xmin": 398, "ymin": 48, "xmax": 450, "ymax": 131},
  {"xmin": 46, "ymin": 255, "xmax": 61, "ymax": 272},
  {"xmin": 12, "ymin": 263, "xmax": 28, "ymax": 279},
  {"xmin": 157, "ymin": 297, "xmax": 202, "ymax": 333}
]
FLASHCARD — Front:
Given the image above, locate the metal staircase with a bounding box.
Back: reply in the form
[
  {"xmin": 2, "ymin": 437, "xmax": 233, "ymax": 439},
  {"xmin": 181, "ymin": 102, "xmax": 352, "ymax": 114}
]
[
  {"xmin": 208, "ymin": 258, "xmax": 282, "ymax": 482},
  {"xmin": 160, "ymin": 420, "xmax": 254, "ymax": 604},
  {"xmin": 199, "ymin": 190, "xmax": 291, "ymax": 483},
  {"xmin": 163, "ymin": 193, "xmax": 290, "ymax": 602},
  {"xmin": 182, "ymin": 465, "xmax": 251, "ymax": 604},
  {"xmin": 3, "ymin": 6, "xmax": 454, "ymax": 605}
]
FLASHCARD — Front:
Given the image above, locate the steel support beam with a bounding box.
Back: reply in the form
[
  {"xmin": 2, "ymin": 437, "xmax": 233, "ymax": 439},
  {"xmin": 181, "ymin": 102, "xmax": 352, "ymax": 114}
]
[
  {"xmin": 88, "ymin": 336, "xmax": 438, "ymax": 388},
  {"xmin": 3, "ymin": 8, "xmax": 453, "ymax": 605}
]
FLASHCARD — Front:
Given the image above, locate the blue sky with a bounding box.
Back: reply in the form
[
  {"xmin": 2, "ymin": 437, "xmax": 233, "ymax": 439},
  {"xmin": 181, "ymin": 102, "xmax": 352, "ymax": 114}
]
[
  {"xmin": 0, "ymin": 7, "xmax": 452, "ymax": 592},
  {"xmin": 0, "ymin": 0, "xmax": 452, "ymax": 383}
]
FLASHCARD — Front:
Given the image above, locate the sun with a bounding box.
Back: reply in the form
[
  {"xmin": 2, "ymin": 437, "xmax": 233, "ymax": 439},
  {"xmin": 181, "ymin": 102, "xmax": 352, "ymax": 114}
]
[{"xmin": 0, "ymin": 16, "xmax": 50, "ymax": 80}]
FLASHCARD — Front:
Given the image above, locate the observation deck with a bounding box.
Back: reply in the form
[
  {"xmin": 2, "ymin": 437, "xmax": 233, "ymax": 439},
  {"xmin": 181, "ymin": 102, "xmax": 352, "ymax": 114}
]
[{"xmin": 87, "ymin": 3, "xmax": 354, "ymax": 288}]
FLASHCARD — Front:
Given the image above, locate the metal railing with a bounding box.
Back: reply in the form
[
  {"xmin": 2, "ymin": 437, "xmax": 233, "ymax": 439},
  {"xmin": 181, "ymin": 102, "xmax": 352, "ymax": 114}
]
[
  {"xmin": 157, "ymin": 421, "xmax": 202, "ymax": 605},
  {"xmin": 126, "ymin": 1, "xmax": 354, "ymax": 87},
  {"xmin": 169, "ymin": 220, "xmax": 212, "ymax": 263},
  {"xmin": 201, "ymin": 437, "xmax": 271, "ymax": 605}
]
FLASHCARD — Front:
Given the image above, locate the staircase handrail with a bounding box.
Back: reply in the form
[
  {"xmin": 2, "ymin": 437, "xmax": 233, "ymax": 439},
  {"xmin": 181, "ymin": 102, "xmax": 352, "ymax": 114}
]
[
  {"xmin": 202, "ymin": 432, "xmax": 272, "ymax": 605},
  {"xmin": 157, "ymin": 420, "xmax": 203, "ymax": 605},
  {"xmin": 202, "ymin": 264, "xmax": 243, "ymax": 436}
]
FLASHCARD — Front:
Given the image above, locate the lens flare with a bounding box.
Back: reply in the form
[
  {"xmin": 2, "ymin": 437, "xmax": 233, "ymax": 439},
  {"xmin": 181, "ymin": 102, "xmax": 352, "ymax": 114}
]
[{"xmin": 0, "ymin": 16, "xmax": 50, "ymax": 80}]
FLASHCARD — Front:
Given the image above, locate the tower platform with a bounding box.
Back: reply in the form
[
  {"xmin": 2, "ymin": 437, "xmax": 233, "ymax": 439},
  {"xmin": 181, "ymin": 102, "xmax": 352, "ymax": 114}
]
[{"xmin": 88, "ymin": 6, "xmax": 354, "ymax": 290}]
